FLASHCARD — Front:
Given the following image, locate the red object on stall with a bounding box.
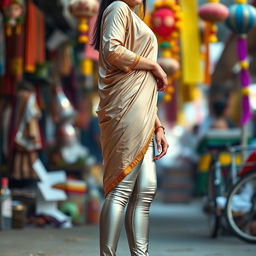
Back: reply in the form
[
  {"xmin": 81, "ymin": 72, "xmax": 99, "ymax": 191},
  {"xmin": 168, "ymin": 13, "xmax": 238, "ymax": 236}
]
[
  {"xmin": 37, "ymin": 9, "xmax": 45, "ymax": 64},
  {"xmin": 24, "ymin": 0, "xmax": 45, "ymax": 73},
  {"xmin": 238, "ymin": 151, "xmax": 256, "ymax": 177},
  {"xmin": 24, "ymin": 0, "xmax": 37, "ymax": 73},
  {"xmin": 0, "ymin": 0, "xmax": 11, "ymax": 9}
]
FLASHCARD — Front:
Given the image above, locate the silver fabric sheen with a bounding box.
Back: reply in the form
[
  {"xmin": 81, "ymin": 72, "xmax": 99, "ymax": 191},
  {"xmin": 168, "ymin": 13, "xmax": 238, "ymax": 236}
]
[{"xmin": 100, "ymin": 138, "xmax": 157, "ymax": 256}]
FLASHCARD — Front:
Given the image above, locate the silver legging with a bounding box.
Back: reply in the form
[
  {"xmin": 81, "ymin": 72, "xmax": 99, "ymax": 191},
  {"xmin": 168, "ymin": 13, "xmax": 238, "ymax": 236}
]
[{"xmin": 100, "ymin": 138, "xmax": 157, "ymax": 256}]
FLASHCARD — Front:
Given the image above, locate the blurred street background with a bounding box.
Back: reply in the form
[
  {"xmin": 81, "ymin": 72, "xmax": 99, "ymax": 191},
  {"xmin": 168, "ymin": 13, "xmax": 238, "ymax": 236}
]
[{"xmin": 1, "ymin": 0, "xmax": 256, "ymax": 254}]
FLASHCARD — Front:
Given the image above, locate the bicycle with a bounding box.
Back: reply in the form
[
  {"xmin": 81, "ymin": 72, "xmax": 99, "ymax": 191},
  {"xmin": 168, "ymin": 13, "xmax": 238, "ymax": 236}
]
[
  {"xmin": 225, "ymin": 145, "xmax": 256, "ymax": 243},
  {"xmin": 206, "ymin": 144, "xmax": 237, "ymax": 238},
  {"xmin": 199, "ymin": 129, "xmax": 242, "ymax": 238},
  {"xmin": 205, "ymin": 143, "xmax": 256, "ymax": 243}
]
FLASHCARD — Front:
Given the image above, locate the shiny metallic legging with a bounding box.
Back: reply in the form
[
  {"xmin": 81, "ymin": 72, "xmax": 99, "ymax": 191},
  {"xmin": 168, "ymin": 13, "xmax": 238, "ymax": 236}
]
[{"xmin": 100, "ymin": 138, "xmax": 157, "ymax": 256}]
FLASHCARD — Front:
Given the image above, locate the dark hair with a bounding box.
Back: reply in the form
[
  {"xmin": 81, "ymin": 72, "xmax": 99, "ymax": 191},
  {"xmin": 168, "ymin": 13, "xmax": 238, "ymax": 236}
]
[
  {"xmin": 212, "ymin": 99, "xmax": 227, "ymax": 118},
  {"xmin": 91, "ymin": 0, "xmax": 147, "ymax": 51}
]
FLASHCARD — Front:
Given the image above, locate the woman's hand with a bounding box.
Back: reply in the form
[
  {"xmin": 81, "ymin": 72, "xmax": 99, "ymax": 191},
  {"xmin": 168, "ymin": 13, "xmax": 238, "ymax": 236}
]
[
  {"xmin": 153, "ymin": 128, "xmax": 169, "ymax": 161},
  {"xmin": 151, "ymin": 63, "xmax": 168, "ymax": 92},
  {"xmin": 130, "ymin": 57, "xmax": 168, "ymax": 91}
]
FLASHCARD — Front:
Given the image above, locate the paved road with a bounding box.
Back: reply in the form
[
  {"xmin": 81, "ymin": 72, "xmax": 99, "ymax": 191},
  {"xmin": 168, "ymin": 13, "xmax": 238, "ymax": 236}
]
[{"xmin": 0, "ymin": 200, "xmax": 255, "ymax": 256}]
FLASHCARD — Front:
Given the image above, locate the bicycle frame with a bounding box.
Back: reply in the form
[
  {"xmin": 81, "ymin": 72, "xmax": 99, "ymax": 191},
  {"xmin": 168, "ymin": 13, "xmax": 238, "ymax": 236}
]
[
  {"xmin": 205, "ymin": 144, "xmax": 256, "ymax": 241},
  {"xmin": 229, "ymin": 145, "xmax": 256, "ymax": 181}
]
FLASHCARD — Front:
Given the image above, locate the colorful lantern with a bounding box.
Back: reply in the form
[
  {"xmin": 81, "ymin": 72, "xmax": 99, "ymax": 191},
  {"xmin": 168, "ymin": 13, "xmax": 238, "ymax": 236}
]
[
  {"xmin": 199, "ymin": 0, "xmax": 228, "ymax": 86},
  {"xmin": 199, "ymin": 2, "xmax": 229, "ymax": 22},
  {"xmin": 151, "ymin": 7, "xmax": 176, "ymax": 38},
  {"xmin": 150, "ymin": 0, "xmax": 182, "ymax": 44},
  {"xmin": 225, "ymin": 0, "xmax": 256, "ymax": 125},
  {"xmin": 157, "ymin": 42, "xmax": 179, "ymax": 102},
  {"xmin": 150, "ymin": 0, "xmax": 182, "ymax": 102},
  {"xmin": 157, "ymin": 56, "xmax": 179, "ymax": 76},
  {"xmin": 68, "ymin": 0, "xmax": 99, "ymax": 44},
  {"xmin": 225, "ymin": 2, "xmax": 256, "ymax": 34},
  {"xmin": 3, "ymin": 0, "xmax": 25, "ymax": 36},
  {"xmin": 199, "ymin": 0, "xmax": 228, "ymax": 43}
]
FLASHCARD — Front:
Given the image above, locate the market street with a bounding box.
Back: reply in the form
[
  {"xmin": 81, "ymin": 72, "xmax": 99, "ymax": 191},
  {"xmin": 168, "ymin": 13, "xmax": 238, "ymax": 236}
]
[{"xmin": 0, "ymin": 200, "xmax": 255, "ymax": 256}]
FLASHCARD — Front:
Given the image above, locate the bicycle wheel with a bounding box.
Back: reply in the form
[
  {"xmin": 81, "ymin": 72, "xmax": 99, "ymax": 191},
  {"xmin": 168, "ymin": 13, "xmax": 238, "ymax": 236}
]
[
  {"xmin": 225, "ymin": 172, "xmax": 256, "ymax": 243},
  {"xmin": 207, "ymin": 160, "xmax": 221, "ymax": 238}
]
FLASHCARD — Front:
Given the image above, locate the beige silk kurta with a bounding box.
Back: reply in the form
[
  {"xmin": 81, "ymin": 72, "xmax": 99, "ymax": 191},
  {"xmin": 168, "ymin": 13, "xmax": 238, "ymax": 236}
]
[{"xmin": 96, "ymin": 0, "xmax": 159, "ymax": 197}]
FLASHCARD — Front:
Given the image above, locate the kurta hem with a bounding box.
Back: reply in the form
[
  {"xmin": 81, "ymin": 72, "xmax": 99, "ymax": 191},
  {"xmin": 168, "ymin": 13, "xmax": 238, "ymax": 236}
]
[{"xmin": 104, "ymin": 125, "xmax": 155, "ymax": 198}]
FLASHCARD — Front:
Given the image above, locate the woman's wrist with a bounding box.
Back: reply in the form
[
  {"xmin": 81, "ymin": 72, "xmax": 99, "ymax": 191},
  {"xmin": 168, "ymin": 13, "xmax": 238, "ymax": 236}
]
[
  {"xmin": 132, "ymin": 56, "xmax": 157, "ymax": 71},
  {"xmin": 154, "ymin": 125, "xmax": 165, "ymax": 134},
  {"xmin": 150, "ymin": 61, "xmax": 157, "ymax": 71}
]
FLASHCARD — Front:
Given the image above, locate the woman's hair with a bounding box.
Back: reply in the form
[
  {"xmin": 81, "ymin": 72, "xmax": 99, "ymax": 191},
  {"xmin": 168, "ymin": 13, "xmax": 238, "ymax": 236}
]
[
  {"xmin": 212, "ymin": 99, "xmax": 228, "ymax": 118},
  {"xmin": 91, "ymin": 0, "xmax": 147, "ymax": 51}
]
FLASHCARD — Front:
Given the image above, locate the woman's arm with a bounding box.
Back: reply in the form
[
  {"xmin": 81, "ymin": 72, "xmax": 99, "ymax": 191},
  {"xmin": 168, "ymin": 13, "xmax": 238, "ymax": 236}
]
[
  {"xmin": 101, "ymin": 3, "xmax": 139, "ymax": 73},
  {"xmin": 154, "ymin": 115, "xmax": 162, "ymax": 130},
  {"xmin": 153, "ymin": 114, "xmax": 169, "ymax": 160},
  {"xmin": 101, "ymin": 3, "xmax": 168, "ymax": 91},
  {"xmin": 134, "ymin": 56, "xmax": 168, "ymax": 91}
]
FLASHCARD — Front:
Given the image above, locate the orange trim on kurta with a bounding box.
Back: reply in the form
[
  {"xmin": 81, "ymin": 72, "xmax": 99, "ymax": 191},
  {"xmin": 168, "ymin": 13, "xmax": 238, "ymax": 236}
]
[{"xmin": 104, "ymin": 126, "xmax": 155, "ymax": 198}]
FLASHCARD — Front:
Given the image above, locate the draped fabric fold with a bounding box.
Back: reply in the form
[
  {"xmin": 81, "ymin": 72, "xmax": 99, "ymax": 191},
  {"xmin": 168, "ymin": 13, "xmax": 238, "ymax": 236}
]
[{"xmin": 96, "ymin": 1, "xmax": 159, "ymax": 197}]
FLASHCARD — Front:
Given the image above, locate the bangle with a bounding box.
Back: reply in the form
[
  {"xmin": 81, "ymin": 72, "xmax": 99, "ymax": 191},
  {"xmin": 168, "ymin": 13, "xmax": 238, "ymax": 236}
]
[{"xmin": 154, "ymin": 125, "xmax": 165, "ymax": 134}]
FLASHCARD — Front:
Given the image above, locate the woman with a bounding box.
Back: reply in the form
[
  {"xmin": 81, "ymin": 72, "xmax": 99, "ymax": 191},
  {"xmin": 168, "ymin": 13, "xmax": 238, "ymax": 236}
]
[{"xmin": 92, "ymin": 0, "xmax": 169, "ymax": 255}]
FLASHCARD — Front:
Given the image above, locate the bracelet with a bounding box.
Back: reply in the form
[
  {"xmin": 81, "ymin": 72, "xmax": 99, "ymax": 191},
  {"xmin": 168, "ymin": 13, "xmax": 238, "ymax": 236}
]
[{"xmin": 154, "ymin": 125, "xmax": 165, "ymax": 134}]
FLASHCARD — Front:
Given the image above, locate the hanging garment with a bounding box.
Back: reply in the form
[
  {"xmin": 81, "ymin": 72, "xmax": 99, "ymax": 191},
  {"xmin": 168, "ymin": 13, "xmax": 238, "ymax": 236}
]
[{"xmin": 10, "ymin": 89, "xmax": 42, "ymax": 179}]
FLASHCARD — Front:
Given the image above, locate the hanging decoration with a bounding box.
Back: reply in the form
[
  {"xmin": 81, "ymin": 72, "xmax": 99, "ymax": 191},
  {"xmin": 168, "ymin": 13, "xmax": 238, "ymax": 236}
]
[
  {"xmin": 24, "ymin": 0, "xmax": 46, "ymax": 74},
  {"xmin": 150, "ymin": 0, "xmax": 182, "ymax": 102},
  {"xmin": 180, "ymin": 0, "xmax": 203, "ymax": 85},
  {"xmin": 157, "ymin": 42, "xmax": 179, "ymax": 102},
  {"xmin": 8, "ymin": 81, "xmax": 43, "ymax": 180},
  {"xmin": 0, "ymin": 13, "xmax": 5, "ymax": 76},
  {"xmin": 157, "ymin": 42, "xmax": 180, "ymax": 76},
  {"xmin": 225, "ymin": 0, "xmax": 256, "ymax": 125},
  {"xmin": 198, "ymin": 0, "xmax": 228, "ymax": 86},
  {"xmin": 1, "ymin": 0, "xmax": 25, "ymax": 96},
  {"xmin": 199, "ymin": 0, "xmax": 228, "ymax": 43},
  {"xmin": 68, "ymin": 0, "xmax": 99, "ymax": 45},
  {"xmin": 3, "ymin": 0, "xmax": 25, "ymax": 36},
  {"xmin": 82, "ymin": 16, "xmax": 98, "ymax": 89},
  {"xmin": 50, "ymin": 85, "xmax": 94, "ymax": 167}
]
